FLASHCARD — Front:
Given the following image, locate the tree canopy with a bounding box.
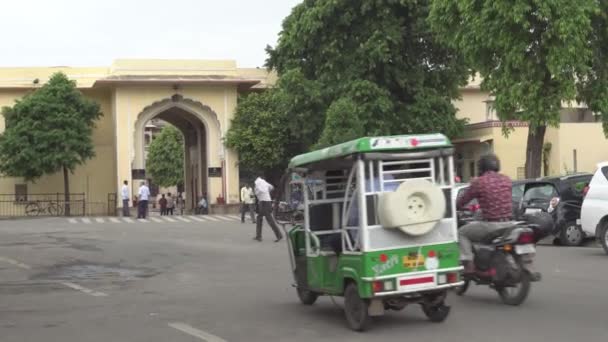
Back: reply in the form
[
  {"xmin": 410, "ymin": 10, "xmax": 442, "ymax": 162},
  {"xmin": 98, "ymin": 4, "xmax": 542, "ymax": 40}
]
[
  {"xmin": 0, "ymin": 72, "xmax": 102, "ymax": 214},
  {"xmin": 146, "ymin": 125, "xmax": 185, "ymax": 188},
  {"xmin": 430, "ymin": 0, "xmax": 608, "ymax": 177},
  {"xmin": 227, "ymin": 0, "xmax": 469, "ymax": 178}
]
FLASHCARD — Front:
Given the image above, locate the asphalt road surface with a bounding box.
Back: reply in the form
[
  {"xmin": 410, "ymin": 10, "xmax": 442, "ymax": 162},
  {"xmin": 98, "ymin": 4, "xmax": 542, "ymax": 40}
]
[{"xmin": 0, "ymin": 216, "xmax": 607, "ymax": 342}]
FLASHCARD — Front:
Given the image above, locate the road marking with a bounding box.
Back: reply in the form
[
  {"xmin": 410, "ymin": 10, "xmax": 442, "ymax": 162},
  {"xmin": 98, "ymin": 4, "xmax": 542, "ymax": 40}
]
[
  {"xmin": 138, "ymin": 218, "xmax": 150, "ymax": 223},
  {"xmin": 168, "ymin": 322, "xmax": 227, "ymax": 342},
  {"xmin": 95, "ymin": 218, "xmax": 104, "ymax": 223},
  {"xmin": 68, "ymin": 218, "xmax": 78, "ymax": 224},
  {"xmin": 109, "ymin": 217, "xmax": 121, "ymax": 223},
  {"xmin": 215, "ymin": 216, "xmax": 234, "ymax": 222},
  {"xmin": 150, "ymin": 217, "xmax": 163, "ymax": 223},
  {"xmin": 60, "ymin": 282, "xmax": 108, "ymax": 297},
  {"xmin": 204, "ymin": 216, "xmax": 220, "ymax": 222},
  {"xmin": 162, "ymin": 217, "xmax": 177, "ymax": 223},
  {"xmin": 122, "ymin": 217, "xmax": 134, "ymax": 223},
  {"xmin": 176, "ymin": 216, "xmax": 191, "ymax": 223},
  {"xmin": 0, "ymin": 256, "xmax": 31, "ymax": 270},
  {"xmin": 188, "ymin": 216, "xmax": 207, "ymax": 222},
  {"xmin": 82, "ymin": 218, "xmax": 92, "ymax": 224},
  {"xmin": 227, "ymin": 215, "xmax": 241, "ymax": 220}
]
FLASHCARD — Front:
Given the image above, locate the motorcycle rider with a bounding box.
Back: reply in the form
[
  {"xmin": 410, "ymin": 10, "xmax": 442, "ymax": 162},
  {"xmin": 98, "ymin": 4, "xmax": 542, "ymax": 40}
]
[{"xmin": 457, "ymin": 153, "xmax": 513, "ymax": 274}]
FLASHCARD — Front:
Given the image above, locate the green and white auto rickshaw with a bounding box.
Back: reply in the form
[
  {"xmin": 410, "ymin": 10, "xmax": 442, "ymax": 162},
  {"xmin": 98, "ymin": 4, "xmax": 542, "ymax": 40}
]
[{"xmin": 278, "ymin": 134, "xmax": 463, "ymax": 331}]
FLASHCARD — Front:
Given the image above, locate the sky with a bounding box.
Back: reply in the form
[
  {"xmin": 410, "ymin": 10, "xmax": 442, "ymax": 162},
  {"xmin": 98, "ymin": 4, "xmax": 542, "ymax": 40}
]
[{"xmin": 0, "ymin": 0, "xmax": 302, "ymax": 68}]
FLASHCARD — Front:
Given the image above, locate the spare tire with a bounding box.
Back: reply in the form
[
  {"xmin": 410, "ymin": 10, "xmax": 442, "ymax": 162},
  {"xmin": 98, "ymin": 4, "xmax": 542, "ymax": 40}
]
[{"xmin": 377, "ymin": 179, "xmax": 446, "ymax": 236}]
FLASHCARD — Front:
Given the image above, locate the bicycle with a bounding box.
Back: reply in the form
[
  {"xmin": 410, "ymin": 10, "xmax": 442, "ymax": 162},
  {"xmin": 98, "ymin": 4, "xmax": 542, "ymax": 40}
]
[{"xmin": 25, "ymin": 201, "xmax": 64, "ymax": 217}]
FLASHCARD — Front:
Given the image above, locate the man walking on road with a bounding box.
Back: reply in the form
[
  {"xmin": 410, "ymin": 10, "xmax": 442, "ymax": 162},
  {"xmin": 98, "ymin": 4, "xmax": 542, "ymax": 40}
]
[
  {"xmin": 254, "ymin": 176, "xmax": 283, "ymax": 242},
  {"xmin": 240, "ymin": 183, "xmax": 255, "ymax": 223},
  {"xmin": 137, "ymin": 181, "xmax": 150, "ymax": 219},
  {"xmin": 121, "ymin": 180, "xmax": 130, "ymax": 217}
]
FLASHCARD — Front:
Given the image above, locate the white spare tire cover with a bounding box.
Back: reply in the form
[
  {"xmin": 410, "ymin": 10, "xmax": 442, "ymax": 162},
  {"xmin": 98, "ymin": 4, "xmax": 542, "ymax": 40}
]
[{"xmin": 377, "ymin": 179, "xmax": 446, "ymax": 236}]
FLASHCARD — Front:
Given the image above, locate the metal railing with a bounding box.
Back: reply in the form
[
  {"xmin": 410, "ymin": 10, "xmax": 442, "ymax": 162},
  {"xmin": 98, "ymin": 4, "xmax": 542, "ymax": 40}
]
[{"xmin": 0, "ymin": 193, "xmax": 117, "ymax": 218}]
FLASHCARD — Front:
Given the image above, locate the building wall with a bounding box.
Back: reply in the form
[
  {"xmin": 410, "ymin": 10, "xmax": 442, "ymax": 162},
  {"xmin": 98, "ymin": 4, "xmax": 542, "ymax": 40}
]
[
  {"xmin": 552, "ymin": 123, "xmax": 608, "ymax": 174},
  {"xmin": 0, "ymin": 89, "xmax": 116, "ymax": 204},
  {"xmin": 453, "ymin": 89, "xmax": 491, "ymax": 124}
]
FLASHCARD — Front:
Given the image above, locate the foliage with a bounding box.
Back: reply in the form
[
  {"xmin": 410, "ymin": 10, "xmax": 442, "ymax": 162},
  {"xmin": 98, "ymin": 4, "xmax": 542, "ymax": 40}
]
[
  {"xmin": 146, "ymin": 126, "xmax": 185, "ymax": 187},
  {"xmin": 0, "ymin": 72, "xmax": 102, "ymax": 184},
  {"xmin": 429, "ymin": 0, "xmax": 605, "ymax": 177},
  {"xmin": 228, "ymin": 0, "xmax": 469, "ymax": 174}
]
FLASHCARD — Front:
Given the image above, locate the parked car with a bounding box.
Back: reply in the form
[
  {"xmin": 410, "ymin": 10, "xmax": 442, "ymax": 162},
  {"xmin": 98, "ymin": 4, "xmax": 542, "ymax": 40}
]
[
  {"xmin": 581, "ymin": 162, "xmax": 608, "ymax": 254},
  {"xmin": 519, "ymin": 174, "xmax": 592, "ymax": 246}
]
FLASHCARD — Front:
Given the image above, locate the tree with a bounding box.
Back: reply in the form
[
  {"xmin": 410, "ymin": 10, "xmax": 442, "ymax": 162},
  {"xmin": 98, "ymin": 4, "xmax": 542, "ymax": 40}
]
[
  {"xmin": 225, "ymin": 90, "xmax": 293, "ymax": 181},
  {"xmin": 429, "ymin": 0, "xmax": 606, "ymax": 178},
  {"xmin": 0, "ymin": 72, "xmax": 102, "ymax": 215},
  {"xmin": 228, "ymin": 0, "xmax": 469, "ymax": 175},
  {"xmin": 146, "ymin": 126, "xmax": 185, "ymax": 188}
]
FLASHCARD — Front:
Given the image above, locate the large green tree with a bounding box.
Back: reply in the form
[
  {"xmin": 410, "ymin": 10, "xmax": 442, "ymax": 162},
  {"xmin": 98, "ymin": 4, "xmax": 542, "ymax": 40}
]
[
  {"xmin": 0, "ymin": 72, "xmax": 102, "ymax": 215},
  {"xmin": 228, "ymin": 0, "xmax": 469, "ymax": 176},
  {"xmin": 430, "ymin": 0, "xmax": 608, "ymax": 178},
  {"xmin": 146, "ymin": 125, "xmax": 185, "ymax": 188}
]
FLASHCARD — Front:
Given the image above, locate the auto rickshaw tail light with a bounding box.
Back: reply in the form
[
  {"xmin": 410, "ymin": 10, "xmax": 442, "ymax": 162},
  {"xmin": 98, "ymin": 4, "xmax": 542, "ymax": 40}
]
[
  {"xmin": 372, "ymin": 281, "xmax": 384, "ymax": 293},
  {"xmin": 446, "ymin": 272, "xmax": 459, "ymax": 284},
  {"xmin": 372, "ymin": 280, "xmax": 395, "ymax": 293}
]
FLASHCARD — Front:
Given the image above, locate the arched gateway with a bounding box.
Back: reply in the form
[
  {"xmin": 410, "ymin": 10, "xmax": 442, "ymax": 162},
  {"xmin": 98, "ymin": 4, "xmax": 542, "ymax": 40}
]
[{"xmin": 132, "ymin": 95, "xmax": 221, "ymax": 210}]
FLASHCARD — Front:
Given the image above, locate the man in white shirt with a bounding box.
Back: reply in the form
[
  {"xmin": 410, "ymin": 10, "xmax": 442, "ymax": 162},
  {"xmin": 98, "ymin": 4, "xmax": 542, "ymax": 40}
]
[
  {"xmin": 240, "ymin": 183, "xmax": 255, "ymax": 224},
  {"xmin": 254, "ymin": 177, "xmax": 283, "ymax": 242},
  {"xmin": 121, "ymin": 180, "xmax": 130, "ymax": 217},
  {"xmin": 137, "ymin": 181, "xmax": 151, "ymax": 219}
]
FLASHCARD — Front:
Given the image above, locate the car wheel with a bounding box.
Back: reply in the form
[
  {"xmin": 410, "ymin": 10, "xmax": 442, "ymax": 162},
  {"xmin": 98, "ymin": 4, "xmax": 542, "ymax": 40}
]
[
  {"xmin": 559, "ymin": 222, "xmax": 584, "ymax": 246},
  {"xmin": 599, "ymin": 224, "xmax": 608, "ymax": 255}
]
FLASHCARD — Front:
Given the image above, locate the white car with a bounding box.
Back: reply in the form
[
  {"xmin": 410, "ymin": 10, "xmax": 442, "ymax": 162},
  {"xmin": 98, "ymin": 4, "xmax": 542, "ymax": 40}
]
[{"xmin": 580, "ymin": 161, "xmax": 608, "ymax": 254}]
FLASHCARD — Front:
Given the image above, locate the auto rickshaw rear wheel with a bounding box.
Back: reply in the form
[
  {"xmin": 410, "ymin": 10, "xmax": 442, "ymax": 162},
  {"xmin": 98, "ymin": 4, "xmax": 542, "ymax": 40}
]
[
  {"xmin": 421, "ymin": 301, "xmax": 451, "ymax": 322},
  {"xmin": 344, "ymin": 282, "xmax": 371, "ymax": 331},
  {"xmin": 296, "ymin": 287, "xmax": 318, "ymax": 305}
]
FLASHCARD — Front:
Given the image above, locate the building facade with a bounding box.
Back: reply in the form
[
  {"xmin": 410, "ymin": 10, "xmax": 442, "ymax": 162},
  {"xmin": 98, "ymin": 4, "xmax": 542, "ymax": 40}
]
[
  {"xmin": 0, "ymin": 59, "xmax": 273, "ymax": 212},
  {"xmin": 452, "ymin": 77, "xmax": 608, "ymax": 181}
]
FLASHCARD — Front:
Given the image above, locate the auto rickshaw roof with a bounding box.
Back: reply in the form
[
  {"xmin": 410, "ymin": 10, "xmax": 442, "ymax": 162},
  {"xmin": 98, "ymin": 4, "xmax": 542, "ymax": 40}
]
[{"xmin": 288, "ymin": 133, "xmax": 451, "ymax": 168}]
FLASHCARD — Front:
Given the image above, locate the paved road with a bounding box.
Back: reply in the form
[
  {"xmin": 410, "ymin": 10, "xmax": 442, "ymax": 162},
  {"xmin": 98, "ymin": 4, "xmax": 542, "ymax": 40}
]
[{"xmin": 0, "ymin": 217, "xmax": 606, "ymax": 342}]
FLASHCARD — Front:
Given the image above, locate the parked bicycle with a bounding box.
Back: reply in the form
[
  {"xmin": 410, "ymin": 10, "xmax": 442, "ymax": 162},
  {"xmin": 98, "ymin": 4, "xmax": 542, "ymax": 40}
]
[{"xmin": 25, "ymin": 201, "xmax": 64, "ymax": 216}]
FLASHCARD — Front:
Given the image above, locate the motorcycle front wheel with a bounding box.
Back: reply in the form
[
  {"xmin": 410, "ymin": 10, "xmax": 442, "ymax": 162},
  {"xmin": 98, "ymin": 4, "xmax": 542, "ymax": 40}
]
[{"xmin": 497, "ymin": 272, "xmax": 531, "ymax": 305}]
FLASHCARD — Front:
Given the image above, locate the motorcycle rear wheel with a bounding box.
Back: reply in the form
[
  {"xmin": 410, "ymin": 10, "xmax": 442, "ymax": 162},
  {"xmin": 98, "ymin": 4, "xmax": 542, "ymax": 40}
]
[{"xmin": 497, "ymin": 272, "xmax": 531, "ymax": 306}]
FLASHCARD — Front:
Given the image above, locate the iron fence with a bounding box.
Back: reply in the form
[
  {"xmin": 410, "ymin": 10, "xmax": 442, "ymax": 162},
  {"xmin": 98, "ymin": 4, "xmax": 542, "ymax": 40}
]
[{"xmin": 0, "ymin": 193, "xmax": 117, "ymax": 218}]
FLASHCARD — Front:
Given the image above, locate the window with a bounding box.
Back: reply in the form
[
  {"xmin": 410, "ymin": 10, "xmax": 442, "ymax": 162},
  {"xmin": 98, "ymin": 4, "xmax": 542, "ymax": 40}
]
[
  {"xmin": 512, "ymin": 184, "xmax": 525, "ymax": 203},
  {"xmin": 15, "ymin": 184, "xmax": 27, "ymax": 202},
  {"xmin": 485, "ymin": 100, "xmax": 496, "ymax": 121},
  {"xmin": 523, "ymin": 184, "xmax": 558, "ymax": 202},
  {"xmin": 602, "ymin": 166, "xmax": 608, "ymax": 181}
]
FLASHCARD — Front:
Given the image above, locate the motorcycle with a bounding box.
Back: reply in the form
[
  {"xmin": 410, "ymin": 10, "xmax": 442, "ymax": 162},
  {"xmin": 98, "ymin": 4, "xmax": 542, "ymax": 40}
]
[{"xmin": 455, "ymin": 210, "xmax": 542, "ymax": 305}]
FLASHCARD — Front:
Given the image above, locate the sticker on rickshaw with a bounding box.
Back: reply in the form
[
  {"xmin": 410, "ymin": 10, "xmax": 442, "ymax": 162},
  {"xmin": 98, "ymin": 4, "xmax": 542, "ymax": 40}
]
[{"xmin": 372, "ymin": 254, "xmax": 399, "ymax": 276}]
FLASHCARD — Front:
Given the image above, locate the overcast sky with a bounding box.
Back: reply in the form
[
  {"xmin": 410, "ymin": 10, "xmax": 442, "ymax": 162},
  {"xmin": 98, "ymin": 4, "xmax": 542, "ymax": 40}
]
[{"xmin": 0, "ymin": 0, "xmax": 302, "ymax": 68}]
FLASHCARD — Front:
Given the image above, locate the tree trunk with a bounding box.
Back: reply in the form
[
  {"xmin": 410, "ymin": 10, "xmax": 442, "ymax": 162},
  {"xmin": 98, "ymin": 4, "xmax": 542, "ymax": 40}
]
[
  {"xmin": 525, "ymin": 125, "xmax": 547, "ymax": 179},
  {"xmin": 63, "ymin": 166, "xmax": 71, "ymax": 217}
]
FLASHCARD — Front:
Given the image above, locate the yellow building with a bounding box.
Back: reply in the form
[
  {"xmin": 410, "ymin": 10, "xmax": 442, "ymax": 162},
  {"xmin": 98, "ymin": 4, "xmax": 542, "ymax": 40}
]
[
  {"xmin": 0, "ymin": 59, "xmax": 272, "ymax": 214},
  {"xmin": 452, "ymin": 77, "xmax": 608, "ymax": 181}
]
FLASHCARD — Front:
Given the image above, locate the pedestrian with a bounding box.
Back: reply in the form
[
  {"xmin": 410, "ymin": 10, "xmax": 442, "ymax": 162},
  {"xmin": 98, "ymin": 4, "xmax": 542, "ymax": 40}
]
[
  {"xmin": 137, "ymin": 181, "xmax": 150, "ymax": 219},
  {"xmin": 166, "ymin": 192, "xmax": 175, "ymax": 215},
  {"xmin": 121, "ymin": 180, "xmax": 130, "ymax": 217},
  {"xmin": 240, "ymin": 183, "xmax": 255, "ymax": 223},
  {"xmin": 178, "ymin": 193, "xmax": 185, "ymax": 215},
  {"xmin": 198, "ymin": 196, "xmax": 208, "ymax": 215},
  {"xmin": 159, "ymin": 194, "xmax": 168, "ymax": 216},
  {"xmin": 253, "ymin": 176, "xmax": 283, "ymax": 242}
]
